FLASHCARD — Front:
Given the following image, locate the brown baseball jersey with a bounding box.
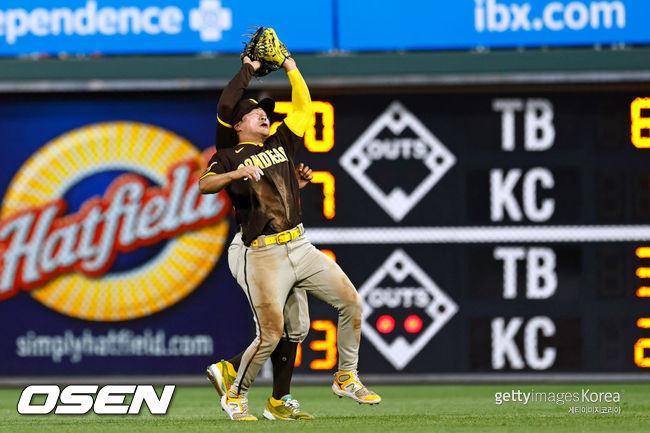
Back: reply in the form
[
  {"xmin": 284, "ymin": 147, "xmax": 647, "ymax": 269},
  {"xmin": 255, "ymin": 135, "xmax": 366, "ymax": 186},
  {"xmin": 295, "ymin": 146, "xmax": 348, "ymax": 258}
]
[{"xmin": 205, "ymin": 125, "xmax": 303, "ymax": 246}]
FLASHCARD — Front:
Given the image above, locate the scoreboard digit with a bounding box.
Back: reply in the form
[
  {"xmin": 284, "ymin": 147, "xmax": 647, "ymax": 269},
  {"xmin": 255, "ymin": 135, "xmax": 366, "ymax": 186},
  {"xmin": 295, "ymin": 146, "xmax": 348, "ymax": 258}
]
[{"xmin": 631, "ymin": 97, "xmax": 650, "ymax": 149}]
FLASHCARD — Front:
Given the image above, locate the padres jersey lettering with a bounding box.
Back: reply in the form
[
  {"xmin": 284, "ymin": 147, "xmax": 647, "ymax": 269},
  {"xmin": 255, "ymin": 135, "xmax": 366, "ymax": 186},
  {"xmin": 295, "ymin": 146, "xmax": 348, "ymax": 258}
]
[
  {"xmin": 237, "ymin": 147, "xmax": 288, "ymax": 170},
  {"xmin": 202, "ymin": 125, "xmax": 302, "ymax": 246}
]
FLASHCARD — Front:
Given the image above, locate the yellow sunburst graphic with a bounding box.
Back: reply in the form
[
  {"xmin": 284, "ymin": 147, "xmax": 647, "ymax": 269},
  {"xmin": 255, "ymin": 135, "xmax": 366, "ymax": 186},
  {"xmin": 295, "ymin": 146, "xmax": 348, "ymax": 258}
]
[{"xmin": 1, "ymin": 122, "xmax": 229, "ymax": 321}]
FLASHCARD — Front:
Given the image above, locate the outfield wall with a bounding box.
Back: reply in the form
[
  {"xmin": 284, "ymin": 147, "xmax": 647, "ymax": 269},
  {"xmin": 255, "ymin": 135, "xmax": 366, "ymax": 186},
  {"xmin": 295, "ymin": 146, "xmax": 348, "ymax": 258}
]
[{"xmin": 0, "ymin": 76, "xmax": 649, "ymax": 380}]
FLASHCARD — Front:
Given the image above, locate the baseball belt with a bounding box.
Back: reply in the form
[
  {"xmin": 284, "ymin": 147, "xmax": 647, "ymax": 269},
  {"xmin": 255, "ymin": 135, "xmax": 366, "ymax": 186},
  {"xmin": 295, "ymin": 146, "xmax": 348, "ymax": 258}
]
[{"xmin": 250, "ymin": 223, "xmax": 304, "ymax": 248}]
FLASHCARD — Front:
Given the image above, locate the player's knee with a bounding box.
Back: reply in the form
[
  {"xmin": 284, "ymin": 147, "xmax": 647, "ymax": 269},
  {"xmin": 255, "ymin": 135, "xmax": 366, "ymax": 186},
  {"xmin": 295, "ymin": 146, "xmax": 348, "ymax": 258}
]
[
  {"xmin": 341, "ymin": 292, "xmax": 363, "ymax": 318},
  {"xmin": 352, "ymin": 292, "xmax": 363, "ymax": 315},
  {"xmin": 268, "ymin": 322, "xmax": 284, "ymax": 341},
  {"xmin": 256, "ymin": 304, "xmax": 284, "ymax": 348},
  {"xmin": 260, "ymin": 322, "xmax": 284, "ymax": 349}
]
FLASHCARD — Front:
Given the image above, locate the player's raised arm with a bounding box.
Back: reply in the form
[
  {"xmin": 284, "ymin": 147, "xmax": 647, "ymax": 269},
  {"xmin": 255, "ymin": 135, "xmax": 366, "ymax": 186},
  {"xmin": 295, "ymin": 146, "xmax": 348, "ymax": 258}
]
[
  {"xmin": 282, "ymin": 58, "xmax": 313, "ymax": 138},
  {"xmin": 217, "ymin": 57, "xmax": 260, "ymax": 126},
  {"xmin": 215, "ymin": 57, "xmax": 261, "ymax": 149}
]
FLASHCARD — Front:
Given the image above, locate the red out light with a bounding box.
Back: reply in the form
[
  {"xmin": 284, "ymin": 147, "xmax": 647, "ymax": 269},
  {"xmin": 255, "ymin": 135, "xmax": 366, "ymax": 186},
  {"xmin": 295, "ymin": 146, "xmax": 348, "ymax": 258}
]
[
  {"xmin": 376, "ymin": 315, "xmax": 395, "ymax": 334},
  {"xmin": 404, "ymin": 315, "xmax": 423, "ymax": 333}
]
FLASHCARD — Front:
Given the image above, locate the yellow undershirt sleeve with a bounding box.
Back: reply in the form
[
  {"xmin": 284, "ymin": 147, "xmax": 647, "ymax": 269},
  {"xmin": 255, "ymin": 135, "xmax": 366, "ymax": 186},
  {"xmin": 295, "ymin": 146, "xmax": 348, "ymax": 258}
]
[{"xmin": 284, "ymin": 69, "xmax": 313, "ymax": 137}]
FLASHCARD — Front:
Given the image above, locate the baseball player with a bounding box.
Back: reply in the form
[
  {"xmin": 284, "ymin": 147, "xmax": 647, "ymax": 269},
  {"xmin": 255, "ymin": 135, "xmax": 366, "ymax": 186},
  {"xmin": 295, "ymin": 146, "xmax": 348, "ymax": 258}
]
[
  {"xmin": 199, "ymin": 36, "xmax": 381, "ymax": 420},
  {"xmin": 203, "ymin": 40, "xmax": 315, "ymax": 420},
  {"xmin": 206, "ymin": 163, "xmax": 315, "ymax": 421}
]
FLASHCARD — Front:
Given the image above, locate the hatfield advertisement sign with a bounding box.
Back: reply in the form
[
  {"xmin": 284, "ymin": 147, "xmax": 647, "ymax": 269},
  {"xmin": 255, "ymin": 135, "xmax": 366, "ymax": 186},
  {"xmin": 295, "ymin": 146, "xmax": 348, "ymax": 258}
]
[
  {"xmin": 0, "ymin": 1, "xmax": 648, "ymax": 56},
  {"xmin": 0, "ymin": 122, "xmax": 230, "ymax": 320},
  {"xmin": 0, "ymin": 96, "xmax": 255, "ymax": 375}
]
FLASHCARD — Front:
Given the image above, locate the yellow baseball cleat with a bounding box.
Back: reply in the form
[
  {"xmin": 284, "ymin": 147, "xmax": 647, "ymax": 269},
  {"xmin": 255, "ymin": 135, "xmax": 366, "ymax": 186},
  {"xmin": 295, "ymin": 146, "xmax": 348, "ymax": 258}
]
[
  {"xmin": 206, "ymin": 360, "xmax": 237, "ymax": 397},
  {"xmin": 263, "ymin": 395, "xmax": 315, "ymax": 420},
  {"xmin": 221, "ymin": 389, "xmax": 258, "ymax": 421},
  {"xmin": 332, "ymin": 371, "xmax": 382, "ymax": 405}
]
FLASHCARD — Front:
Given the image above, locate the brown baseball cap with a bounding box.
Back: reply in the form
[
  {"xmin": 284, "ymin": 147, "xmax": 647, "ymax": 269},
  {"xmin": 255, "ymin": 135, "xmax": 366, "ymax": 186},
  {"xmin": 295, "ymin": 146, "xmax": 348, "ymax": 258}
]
[{"xmin": 232, "ymin": 97, "xmax": 275, "ymax": 125}]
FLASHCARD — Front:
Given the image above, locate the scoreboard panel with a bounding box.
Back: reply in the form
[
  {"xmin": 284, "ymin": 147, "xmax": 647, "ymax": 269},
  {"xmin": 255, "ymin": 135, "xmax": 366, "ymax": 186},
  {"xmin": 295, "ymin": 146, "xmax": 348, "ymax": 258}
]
[{"xmin": 285, "ymin": 90, "xmax": 650, "ymax": 374}]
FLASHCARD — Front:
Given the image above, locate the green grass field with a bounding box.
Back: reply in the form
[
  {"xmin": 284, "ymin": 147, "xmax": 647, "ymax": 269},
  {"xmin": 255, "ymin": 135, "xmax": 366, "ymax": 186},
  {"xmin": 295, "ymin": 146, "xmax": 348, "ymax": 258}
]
[{"xmin": 1, "ymin": 384, "xmax": 649, "ymax": 433}]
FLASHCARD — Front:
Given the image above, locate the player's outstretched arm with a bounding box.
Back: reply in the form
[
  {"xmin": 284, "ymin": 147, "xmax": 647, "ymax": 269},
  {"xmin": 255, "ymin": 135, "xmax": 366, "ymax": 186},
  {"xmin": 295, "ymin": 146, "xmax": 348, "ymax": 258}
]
[
  {"xmin": 283, "ymin": 58, "xmax": 313, "ymax": 138},
  {"xmin": 199, "ymin": 165, "xmax": 264, "ymax": 194},
  {"xmin": 218, "ymin": 57, "xmax": 261, "ymax": 124},
  {"xmin": 215, "ymin": 57, "xmax": 261, "ymax": 148}
]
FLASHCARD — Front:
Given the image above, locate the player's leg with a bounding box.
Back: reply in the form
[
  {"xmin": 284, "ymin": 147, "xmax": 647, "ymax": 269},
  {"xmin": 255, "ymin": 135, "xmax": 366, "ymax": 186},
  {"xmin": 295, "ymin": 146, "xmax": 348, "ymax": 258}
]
[
  {"xmin": 208, "ymin": 232, "xmax": 311, "ymax": 419},
  {"xmin": 209, "ymin": 342, "xmax": 315, "ymax": 421},
  {"xmin": 209, "ymin": 232, "xmax": 295, "ymax": 397},
  {"xmin": 263, "ymin": 288, "xmax": 314, "ymax": 420},
  {"xmin": 223, "ymin": 246, "xmax": 295, "ymax": 420},
  {"xmin": 273, "ymin": 287, "xmax": 309, "ymax": 398},
  {"xmin": 290, "ymin": 238, "xmax": 381, "ymax": 404},
  {"xmin": 270, "ymin": 339, "xmax": 297, "ymax": 398},
  {"xmin": 207, "ymin": 344, "xmax": 293, "ymax": 401},
  {"xmin": 209, "ymin": 289, "xmax": 313, "ymax": 419}
]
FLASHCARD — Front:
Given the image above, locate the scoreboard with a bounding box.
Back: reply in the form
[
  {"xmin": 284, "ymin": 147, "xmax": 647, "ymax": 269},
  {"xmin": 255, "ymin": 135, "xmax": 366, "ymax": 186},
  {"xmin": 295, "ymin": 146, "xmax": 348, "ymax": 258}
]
[{"xmin": 283, "ymin": 89, "xmax": 650, "ymax": 374}]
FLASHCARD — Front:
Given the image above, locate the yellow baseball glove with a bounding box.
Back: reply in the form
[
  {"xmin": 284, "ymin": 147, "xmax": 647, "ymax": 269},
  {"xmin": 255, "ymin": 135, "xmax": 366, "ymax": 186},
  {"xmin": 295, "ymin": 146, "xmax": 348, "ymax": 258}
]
[{"xmin": 241, "ymin": 27, "xmax": 291, "ymax": 77}]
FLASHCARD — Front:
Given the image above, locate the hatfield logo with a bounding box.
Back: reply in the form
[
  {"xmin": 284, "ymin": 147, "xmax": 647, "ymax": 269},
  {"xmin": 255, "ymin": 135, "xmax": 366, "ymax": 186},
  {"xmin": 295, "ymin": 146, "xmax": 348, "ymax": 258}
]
[
  {"xmin": 0, "ymin": 122, "xmax": 230, "ymax": 321},
  {"xmin": 358, "ymin": 249, "xmax": 458, "ymax": 370},
  {"xmin": 190, "ymin": 0, "xmax": 232, "ymax": 42},
  {"xmin": 339, "ymin": 101, "xmax": 455, "ymax": 222}
]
